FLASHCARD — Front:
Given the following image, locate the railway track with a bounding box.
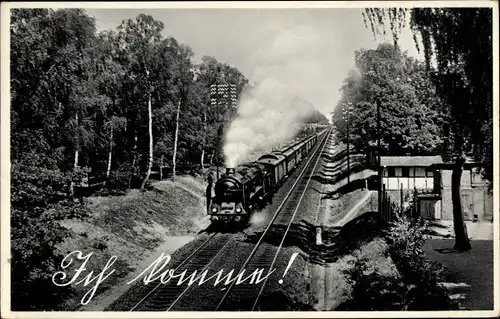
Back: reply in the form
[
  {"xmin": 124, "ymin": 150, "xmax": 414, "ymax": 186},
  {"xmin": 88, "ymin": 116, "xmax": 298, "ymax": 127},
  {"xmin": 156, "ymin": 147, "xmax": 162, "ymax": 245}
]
[
  {"xmin": 215, "ymin": 128, "xmax": 332, "ymax": 311},
  {"xmin": 129, "ymin": 233, "xmax": 235, "ymax": 311},
  {"xmin": 130, "ymin": 128, "xmax": 331, "ymax": 312}
]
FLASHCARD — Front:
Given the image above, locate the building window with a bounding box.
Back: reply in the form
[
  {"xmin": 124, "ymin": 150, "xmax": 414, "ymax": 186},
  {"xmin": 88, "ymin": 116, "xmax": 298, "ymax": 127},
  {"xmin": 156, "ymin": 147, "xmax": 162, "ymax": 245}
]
[
  {"xmin": 395, "ymin": 167, "xmax": 402, "ymax": 177},
  {"xmin": 388, "ymin": 167, "xmax": 395, "ymax": 177},
  {"xmin": 426, "ymin": 170, "xmax": 434, "ymax": 177},
  {"xmin": 409, "ymin": 167, "xmax": 415, "ymax": 177},
  {"xmin": 401, "ymin": 167, "xmax": 410, "ymax": 177},
  {"xmin": 415, "ymin": 167, "xmax": 426, "ymax": 177}
]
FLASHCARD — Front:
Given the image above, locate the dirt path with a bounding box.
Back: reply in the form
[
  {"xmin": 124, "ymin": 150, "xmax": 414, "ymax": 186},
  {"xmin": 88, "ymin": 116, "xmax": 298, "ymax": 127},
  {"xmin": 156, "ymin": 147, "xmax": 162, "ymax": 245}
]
[
  {"xmin": 76, "ymin": 177, "xmax": 209, "ymax": 311},
  {"xmin": 424, "ymin": 239, "xmax": 494, "ymax": 310}
]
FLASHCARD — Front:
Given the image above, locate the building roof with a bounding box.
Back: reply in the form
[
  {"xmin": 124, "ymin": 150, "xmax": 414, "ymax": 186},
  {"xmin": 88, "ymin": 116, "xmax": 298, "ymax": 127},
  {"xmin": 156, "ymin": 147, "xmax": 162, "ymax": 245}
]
[
  {"xmin": 429, "ymin": 162, "xmax": 483, "ymax": 170},
  {"xmin": 380, "ymin": 156, "xmax": 443, "ymax": 167}
]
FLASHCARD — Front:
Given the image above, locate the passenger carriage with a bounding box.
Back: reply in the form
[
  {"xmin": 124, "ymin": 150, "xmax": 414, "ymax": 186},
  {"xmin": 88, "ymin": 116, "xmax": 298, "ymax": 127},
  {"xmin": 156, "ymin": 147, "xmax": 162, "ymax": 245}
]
[
  {"xmin": 256, "ymin": 153, "xmax": 286, "ymax": 190},
  {"xmin": 208, "ymin": 130, "xmax": 325, "ymax": 225}
]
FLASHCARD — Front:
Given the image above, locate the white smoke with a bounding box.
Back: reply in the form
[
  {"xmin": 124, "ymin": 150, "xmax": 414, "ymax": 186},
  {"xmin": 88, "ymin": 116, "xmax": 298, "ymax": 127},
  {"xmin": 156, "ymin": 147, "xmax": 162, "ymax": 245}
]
[{"xmin": 223, "ymin": 26, "xmax": 324, "ymax": 168}]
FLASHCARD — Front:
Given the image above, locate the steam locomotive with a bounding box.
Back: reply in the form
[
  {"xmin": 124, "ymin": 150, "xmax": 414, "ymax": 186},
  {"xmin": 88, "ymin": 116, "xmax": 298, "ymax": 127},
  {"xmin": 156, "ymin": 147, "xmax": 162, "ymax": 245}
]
[{"xmin": 209, "ymin": 129, "xmax": 327, "ymax": 224}]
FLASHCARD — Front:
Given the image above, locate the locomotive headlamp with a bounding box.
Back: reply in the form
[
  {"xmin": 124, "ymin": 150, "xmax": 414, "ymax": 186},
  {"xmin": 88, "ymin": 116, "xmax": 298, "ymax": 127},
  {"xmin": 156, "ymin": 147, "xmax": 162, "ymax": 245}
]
[
  {"xmin": 235, "ymin": 207, "xmax": 242, "ymax": 213},
  {"xmin": 211, "ymin": 207, "xmax": 218, "ymax": 213}
]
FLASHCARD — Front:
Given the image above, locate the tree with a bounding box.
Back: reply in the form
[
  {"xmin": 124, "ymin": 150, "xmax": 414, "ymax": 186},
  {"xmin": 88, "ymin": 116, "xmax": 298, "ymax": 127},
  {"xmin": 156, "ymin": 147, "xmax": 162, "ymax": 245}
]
[
  {"xmin": 10, "ymin": 8, "xmax": 252, "ymax": 310},
  {"xmin": 362, "ymin": 8, "xmax": 493, "ymax": 251},
  {"xmin": 304, "ymin": 110, "xmax": 329, "ymax": 125},
  {"xmin": 171, "ymin": 43, "xmax": 195, "ymax": 181},
  {"xmin": 332, "ymin": 43, "xmax": 445, "ymax": 156},
  {"xmin": 115, "ymin": 14, "xmax": 164, "ymax": 190},
  {"xmin": 195, "ymin": 56, "xmax": 249, "ymax": 171},
  {"xmin": 10, "ymin": 8, "xmax": 95, "ymax": 310},
  {"xmin": 11, "ymin": 8, "xmax": 99, "ymax": 171},
  {"xmin": 93, "ymin": 30, "xmax": 127, "ymax": 179}
]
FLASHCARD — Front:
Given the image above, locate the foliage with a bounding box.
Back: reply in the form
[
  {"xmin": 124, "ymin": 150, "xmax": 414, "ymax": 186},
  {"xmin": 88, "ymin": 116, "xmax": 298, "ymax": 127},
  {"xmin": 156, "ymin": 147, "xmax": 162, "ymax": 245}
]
[
  {"xmin": 339, "ymin": 256, "xmax": 405, "ymax": 310},
  {"xmin": 10, "ymin": 9, "xmax": 97, "ymax": 309},
  {"xmin": 384, "ymin": 217, "xmax": 456, "ymax": 310},
  {"xmin": 9, "ymin": 8, "xmax": 336, "ymax": 310},
  {"xmin": 361, "ymin": 8, "xmax": 493, "ymax": 181},
  {"xmin": 339, "ymin": 216, "xmax": 458, "ymax": 311},
  {"xmin": 332, "ymin": 43, "xmax": 446, "ymax": 156},
  {"xmin": 304, "ymin": 109, "xmax": 329, "ymax": 124},
  {"xmin": 361, "ymin": 6, "xmax": 492, "ymax": 252},
  {"xmin": 11, "ymin": 161, "xmax": 90, "ymax": 310},
  {"xmin": 104, "ymin": 163, "xmax": 135, "ymax": 195}
]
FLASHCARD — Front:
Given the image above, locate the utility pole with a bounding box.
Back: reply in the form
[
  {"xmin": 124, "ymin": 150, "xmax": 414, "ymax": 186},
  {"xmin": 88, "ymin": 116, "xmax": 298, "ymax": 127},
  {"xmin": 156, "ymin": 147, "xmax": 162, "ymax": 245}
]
[
  {"xmin": 342, "ymin": 102, "xmax": 353, "ymax": 184},
  {"xmin": 377, "ymin": 99, "xmax": 382, "ymax": 213}
]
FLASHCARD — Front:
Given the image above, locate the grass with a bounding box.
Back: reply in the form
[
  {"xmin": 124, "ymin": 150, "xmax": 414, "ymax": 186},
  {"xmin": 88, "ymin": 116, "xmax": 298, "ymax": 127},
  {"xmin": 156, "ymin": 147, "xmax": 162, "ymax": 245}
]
[
  {"xmin": 55, "ymin": 175, "xmax": 208, "ymax": 311},
  {"xmin": 310, "ymin": 210, "xmax": 462, "ymax": 311},
  {"xmin": 328, "ymin": 217, "xmax": 466, "ymax": 311},
  {"xmin": 320, "ymin": 237, "xmax": 396, "ymax": 310},
  {"xmin": 94, "ymin": 182, "xmax": 204, "ymax": 243},
  {"xmin": 326, "ymin": 189, "xmax": 371, "ymax": 225}
]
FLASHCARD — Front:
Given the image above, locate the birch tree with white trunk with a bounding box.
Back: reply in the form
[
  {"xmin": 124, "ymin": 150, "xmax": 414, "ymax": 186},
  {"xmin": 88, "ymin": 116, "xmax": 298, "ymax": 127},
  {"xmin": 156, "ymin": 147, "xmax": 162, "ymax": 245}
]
[
  {"xmin": 140, "ymin": 68, "xmax": 154, "ymax": 191},
  {"xmin": 172, "ymin": 99, "xmax": 181, "ymax": 182}
]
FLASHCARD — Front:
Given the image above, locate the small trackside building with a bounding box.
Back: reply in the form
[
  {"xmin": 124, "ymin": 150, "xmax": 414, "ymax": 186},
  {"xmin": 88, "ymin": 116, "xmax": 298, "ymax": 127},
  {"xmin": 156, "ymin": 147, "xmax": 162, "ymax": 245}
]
[
  {"xmin": 379, "ymin": 155, "xmax": 492, "ymax": 222},
  {"xmin": 428, "ymin": 162, "xmax": 493, "ymax": 222},
  {"xmin": 380, "ymin": 156, "xmax": 442, "ymax": 191}
]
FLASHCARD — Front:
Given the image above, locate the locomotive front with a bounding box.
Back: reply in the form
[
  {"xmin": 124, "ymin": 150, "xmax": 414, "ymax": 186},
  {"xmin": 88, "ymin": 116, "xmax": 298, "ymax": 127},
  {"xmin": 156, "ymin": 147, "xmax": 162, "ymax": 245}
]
[{"xmin": 209, "ymin": 168, "xmax": 247, "ymax": 223}]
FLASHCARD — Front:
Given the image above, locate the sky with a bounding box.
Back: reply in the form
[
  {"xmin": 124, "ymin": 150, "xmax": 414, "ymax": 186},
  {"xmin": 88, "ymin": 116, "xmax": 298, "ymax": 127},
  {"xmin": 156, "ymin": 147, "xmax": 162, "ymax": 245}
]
[{"xmin": 85, "ymin": 8, "xmax": 425, "ymax": 118}]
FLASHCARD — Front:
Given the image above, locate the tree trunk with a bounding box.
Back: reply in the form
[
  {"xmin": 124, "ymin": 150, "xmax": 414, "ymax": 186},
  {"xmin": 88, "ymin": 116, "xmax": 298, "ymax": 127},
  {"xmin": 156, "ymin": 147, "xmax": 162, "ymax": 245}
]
[
  {"xmin": 452, "ymin": 157, "xmax": 472, "ymax": 251},
  {"xmin": 70, "ymin": 114, "xmax": 79, "ymax": 197},
  {"xmin": 201, "ymin": 149, "xmax": 205, "ymax": 171},
  {"xmin": 128, "ymin": 132, "xmax": 138, "ymax": 189},
  {"xmin": 74, "ymin": 150, "xmax": 79, "ymax": 169},
  {"xmin": 209, "ymin": 150, "xmax": 214, "ymax": 165},
  {"xmin": 74, "ymin": 114, "xmax": 79, "ymax": 170},
  {"xmin": 106, "ymin": 125, "xmax": 113, "ymax": 179},
  {"xmin": 140, "ymin": 92, "xmax": 154, "ymax": 191},
  {"xmin": 160, "ymin": 155, "xmax": 164, "ymax": 180},
  {"xmin": 172, "ymin": 100, "xmax": 181, "ymax": 182}
]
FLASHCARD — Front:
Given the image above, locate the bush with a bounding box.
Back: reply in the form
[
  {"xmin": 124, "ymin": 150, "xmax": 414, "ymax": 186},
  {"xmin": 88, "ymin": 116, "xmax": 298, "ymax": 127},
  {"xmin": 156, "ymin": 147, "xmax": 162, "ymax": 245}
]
[
  {"xmin": 106, "ymin": 169, "xmax": 132, "ymax": 194},
  {"xmin": 11, "ymin": 161, "xmax": 90, "ymax": 310},
  {"xmin": 385, "ymin": 217, "xmax": 457, "ymax": 310},
  {"xmin": 103, "ymin": 162, "xmax": 148, "ymax": 194},
  {"xmin": 338, "ymin": 256, "xmax": 406, "ymax": 310},
  {"xmin": 338, "ymin": 216, "xmax": 458, "ymax": 311}
]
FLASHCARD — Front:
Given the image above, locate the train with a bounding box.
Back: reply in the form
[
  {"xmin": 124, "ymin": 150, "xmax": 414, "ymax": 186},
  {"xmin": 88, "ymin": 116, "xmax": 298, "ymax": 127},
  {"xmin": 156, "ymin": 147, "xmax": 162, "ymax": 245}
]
[{"xmin": 208, "ymin": 129, "xmax": 327, "ymax": 224}]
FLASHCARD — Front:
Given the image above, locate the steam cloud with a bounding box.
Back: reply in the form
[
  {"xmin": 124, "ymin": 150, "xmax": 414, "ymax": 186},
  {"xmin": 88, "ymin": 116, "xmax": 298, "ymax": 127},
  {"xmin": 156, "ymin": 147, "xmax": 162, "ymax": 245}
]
[
  {"xmin": 224, "ymin": 81, "xmax": 314, "ymax": 168},
  {"xmin": 223, "ymin": 26, "xmax": 325, "ymax": 168}
]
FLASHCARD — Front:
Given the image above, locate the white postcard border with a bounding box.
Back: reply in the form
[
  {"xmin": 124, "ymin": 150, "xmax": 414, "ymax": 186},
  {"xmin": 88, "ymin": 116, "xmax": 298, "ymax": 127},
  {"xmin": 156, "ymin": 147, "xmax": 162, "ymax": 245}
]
[{"xmin": 1, "ymin": 1, "xmax": 498, "ymax": 318}]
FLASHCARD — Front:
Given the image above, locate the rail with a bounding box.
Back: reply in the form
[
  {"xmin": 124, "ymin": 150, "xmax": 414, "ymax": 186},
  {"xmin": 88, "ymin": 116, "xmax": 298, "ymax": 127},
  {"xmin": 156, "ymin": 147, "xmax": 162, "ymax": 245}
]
[
  {"xmin": 250, "ymin": 128, "xmax": 331, "ymax": 310},
  {"xmin": 128, "ymin": 128, "xmax": 330, "ymax": 311},
  {"xmin": 129, "ymin": 233, "xmax": 230, "ymax": 311},
  {"xmin": 214, "ymin": 128, "xmax": 331, "ymax": 310}
]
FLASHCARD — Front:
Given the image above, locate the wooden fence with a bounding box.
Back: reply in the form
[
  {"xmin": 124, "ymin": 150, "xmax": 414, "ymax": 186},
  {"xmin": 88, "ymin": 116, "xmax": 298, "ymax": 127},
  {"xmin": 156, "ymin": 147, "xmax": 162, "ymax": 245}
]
[{"xmin": 380, "ymin": 184, "xmax": 419, "ymax": 223}]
